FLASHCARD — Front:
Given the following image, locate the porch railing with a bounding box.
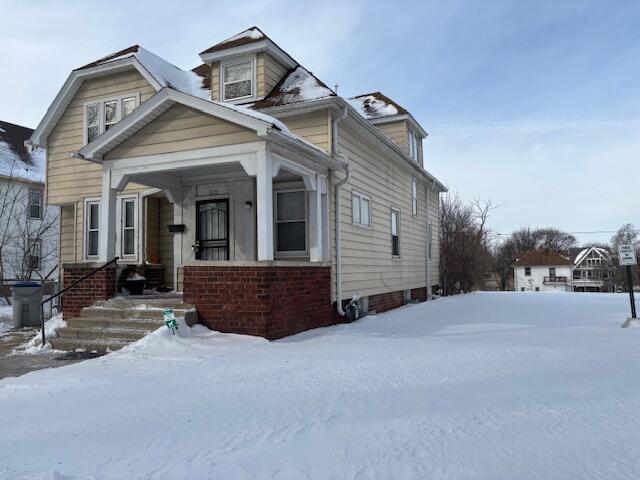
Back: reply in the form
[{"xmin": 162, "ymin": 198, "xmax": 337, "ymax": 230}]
[
  {"xmin": 544, "ymin": 276, "xmax": 568, "ymax": 284},
  {"xmin": 39, "ymin": 257, "xmax": 119, "ymax": 346}
]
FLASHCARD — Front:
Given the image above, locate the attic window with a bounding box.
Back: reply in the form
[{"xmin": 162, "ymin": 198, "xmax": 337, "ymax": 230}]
[
  {"xmin": 222, "ymin": 59, "xmax": 253, "ymax": 101},
  {"xmin": 408, "ymin": 129, "xmax": 419, "ymax": 161},
  {"xmin": 84, "ymin": 93, "xmax": 140, "ymax": 145}
]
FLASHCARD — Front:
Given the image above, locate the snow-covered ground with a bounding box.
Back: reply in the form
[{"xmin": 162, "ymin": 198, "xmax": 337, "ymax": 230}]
[{"xmin": 1, "ymin": 292, "xmax": 639, "ymax": 479}]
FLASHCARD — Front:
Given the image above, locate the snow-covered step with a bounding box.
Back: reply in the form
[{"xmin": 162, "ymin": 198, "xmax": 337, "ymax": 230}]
[
  {"xmin": 57, "ymin": 326, "xmax": 152, "ymax": 342},
  {"xmin": 81, "ymin": 306, "xmax": 195, "ymax": 321},
  {"xmin": 66, "ymin": 316, "xmax": 163, "ymax": 331},
  {"xmin": 50, "ymin": 337, "xmax": 130, "ymax": 354}
]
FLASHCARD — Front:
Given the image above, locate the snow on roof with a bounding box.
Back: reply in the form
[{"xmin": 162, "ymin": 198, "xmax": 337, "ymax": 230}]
[
  {"xmin": 254, "ymin": 66, "xmax": 335, "ymax": 109},
  {"xmin": 200, "ymin": 27, "xmax": 266, "ymax": 54},
  {"xmin": 512, "ymin": 250, "xmax": 571, "ymax": 267},
  {"xmin": 348, "ymin": 92, "xmax": 408, "ymax": 120},
  {"xmin": 573, "ymin": 247, "xmax": 611, "ymax": 266},
  {"xmin": 77, "ymin": 45, "xmax": 210, "ymax": 100},
  {"xmin": 0, "ymin": 121, "xmax": 45, "ymax": 183}
]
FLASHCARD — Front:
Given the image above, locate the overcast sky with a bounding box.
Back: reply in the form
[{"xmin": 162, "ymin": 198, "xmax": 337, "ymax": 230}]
[{"xmin": 1, "ymin": 0, "xmax": 638, "ymax": 244}]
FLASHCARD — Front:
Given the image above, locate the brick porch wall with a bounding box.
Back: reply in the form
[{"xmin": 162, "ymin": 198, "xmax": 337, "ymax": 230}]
[
  {"xmin": 62, "ymin": 263, "xmax": 116, "ymax": 319},
  {"xmin": 410, "ymin": 287, "xmax": 427, "ymax": 302},
  {"xmin": 183, "ymin": 264, "xmax": 334, "ymax": 340}
]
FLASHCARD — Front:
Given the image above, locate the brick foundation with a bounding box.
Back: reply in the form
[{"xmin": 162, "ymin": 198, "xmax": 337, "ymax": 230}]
[
  {"xmin": 410, "ymin": 287, "xmax": 427, "ymax": 303},
  {"xmin": 62, "ymin": 263, "xmax": 117, "ymax": 319},
  {"xmin": 183, "ymin": 264, "xmax": 335, "ymax": 340},
  {"xmin": 368, "ymin": 290, "xmax": 407, "ymax": 313}
]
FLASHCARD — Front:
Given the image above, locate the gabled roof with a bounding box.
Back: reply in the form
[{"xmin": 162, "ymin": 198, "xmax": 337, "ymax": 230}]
[
  {"xmin": 29, "ymin": 45, "xmax": 210, "ymax": 148},
  {"xmin": 572, "ymin": 247, "xmax": 611, "ymax": 267},
  {"xmin": 200, "ymin": 27, "xmax": 267, "ymax": 55},
  {"xmin": 77, "ymin": 88, "xmax": 334, "ymax": 163},
  {"xmin": 0, "ymin": 121, "xmax": 44, "ymax": 183},
  {"xmin": 253, "ymin": 66, "xmax": 335, "ymax": 109},
  {"xmin": 513, "ymin": 251, "xmax": 571, "ymax": 267}
]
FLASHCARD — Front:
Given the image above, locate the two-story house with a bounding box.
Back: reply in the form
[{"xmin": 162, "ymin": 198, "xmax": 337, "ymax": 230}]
[
  {"xmin": 513, "ymin": 251, "xmax": 572, "ymax": 292},
  {"xmin": 28, "ymin": 27, "xmax": 446, "ymax": 344},
  {"xmin": 570, "ymin": 247, "xmax": 616, "ymax": 292},
  {"xmin": 0, "ymin": 120, "xmax": 59, "ymax": 291}
]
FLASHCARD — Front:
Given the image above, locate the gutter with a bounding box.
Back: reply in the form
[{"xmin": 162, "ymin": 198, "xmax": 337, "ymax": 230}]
[{"xmin": 332, "ymin": 106, "xmax": 349, "ymax": 316}]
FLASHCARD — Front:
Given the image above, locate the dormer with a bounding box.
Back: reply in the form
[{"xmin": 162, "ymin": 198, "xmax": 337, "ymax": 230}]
[
  {"xmin": 348, "ymin": 92, "xmax": 428, "ymax": 167},
  {"xmin": 199, "ymin": 27, "xmax": 297, "ymax": 104}
]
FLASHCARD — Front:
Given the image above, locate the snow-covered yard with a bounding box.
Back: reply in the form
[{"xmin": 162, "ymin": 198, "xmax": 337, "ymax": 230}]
[{"xmin": 1, "ymin": 292, "xmax": 639, "ymax": 479}]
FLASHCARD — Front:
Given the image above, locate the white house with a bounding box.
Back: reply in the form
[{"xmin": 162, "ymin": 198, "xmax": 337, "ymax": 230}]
[
  {"xmin": 0, "ymin": 120, "xmax": 59, "ymax": 287},
  {"xmin": 513, "ymin": 251, "xmax": 572, "ymax": 292}
]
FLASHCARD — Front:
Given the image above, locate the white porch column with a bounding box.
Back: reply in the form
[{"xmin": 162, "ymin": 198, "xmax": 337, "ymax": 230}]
[
  {"xmin": 256, "ymin": 150, "xmax": 274, "ymax": 261},
  {"xmin": 172, "ymin": 185, "xmax": 183, "ymax": 291},
  {"xmin": 309, "ymin": 174, "xmax": 325, "ymax": 262},
  {"xmin": 99, "ymin": 169, "xmax": 118, "ymax": 262}
]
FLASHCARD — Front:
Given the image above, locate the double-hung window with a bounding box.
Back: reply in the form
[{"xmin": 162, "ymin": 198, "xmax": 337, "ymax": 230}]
[
  {"xmin": 121, "ymin": 198, "xmax": 137, "ymax": 258},
  {"xmin": 26, "ymin": 238, "xmax": 42, "ymax": 271},
  {"xmin": 85, "ymin": 95, "xmax": 139, "ymax": 144},
  {"xmin": 275, "ymin": 190, "xmax": 306, "ymax": 254},
  {"xmin": 29, "ymin": 188, "xmax": 43, "ymax": 219},
  {"xmin": 428, "ymin": 222, "xmax": 433, "ymax": 260},
  {"xmin": 85, "ymin": 200, "xmax": 100, "ymax": 259},
  {"xmin": 524, "ymin": 267, "xmax": 531, "ymax": 276},
  {"xmin": 222, "ymin": 59, "xmax": 253, "ymax": 101},
  {"xmin": 408, "ymin": 129, "xmax": 419, "ymax": 161},
  {"xmin": 391, "ymin": 208, "xmax": 400, "ymax": 257},
  {"xmin": 411, "ymin": 178, "xmax": 418, "ymax": 216},
  {"xmin": 352, "ymin": 191, "xmax": 371, "ymax": 227}
]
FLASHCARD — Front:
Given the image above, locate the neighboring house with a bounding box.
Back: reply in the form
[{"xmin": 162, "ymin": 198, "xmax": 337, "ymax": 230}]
[
  {"xmin": 28, "ymin": 27, "xmax": 446, "ymax": 339},
  {"xmin": 513, "ymin": 251, "xmax": 572, "ymax": 292},
  {"xmin": 569, "ymin": 247, "xmax": 616, "ymax": 292},
  {"xmin": 0, "ymin": 121, "xmax": 59, "ymax": 287}
]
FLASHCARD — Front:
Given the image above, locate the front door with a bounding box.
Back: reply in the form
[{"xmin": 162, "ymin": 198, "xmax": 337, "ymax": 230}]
[{"xmin": 195, "ymin": 199, "xmax": 229, "ymax": 260}]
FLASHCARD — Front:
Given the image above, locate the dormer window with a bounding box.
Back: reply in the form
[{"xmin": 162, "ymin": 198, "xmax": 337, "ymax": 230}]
[
  {"xmin": 84, "ymin": 93, "xmax": 140, "ymax": 145},
  {"xmin": 222, "ymin": 59, "xmax": 254, "ymax": 101},
  {"xmin": 408, "ymin": 129, "xmax": 419, "ymax": 161}
]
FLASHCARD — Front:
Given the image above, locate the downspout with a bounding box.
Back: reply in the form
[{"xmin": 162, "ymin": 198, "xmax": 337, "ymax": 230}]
[
  {"xmin": 425, "ymin": 181, "xmax": 431, "ymax": 299},
  {"xmin": 333, "ymin": 106, "xmax": 349, "ymax": 316}
]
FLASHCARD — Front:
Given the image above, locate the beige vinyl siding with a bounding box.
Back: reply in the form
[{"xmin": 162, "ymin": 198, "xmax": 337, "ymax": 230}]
[
  {"xmin": 282, "ymin": 110, "xmax": 331, "ymax": 153},
  {"xmin": 59, "ymin": 205, "xmax": 75, "ymax": 263},
  {"xmin": 145, "ymin": 196, "xmax": 160, "ymax": 261},
  {"xmin": 105, "ymin": 104, "xmax": 257, "ymax": 159},
  {"xmin": 259, "ymin": 53, "xmax": 289, "ymax": 96},
  {"xmin": 427, "ymin": 186, "xmax": 440, "ymax": 285},
  {"xmin": 158, "ymin": 197, "xmax": 175, "ymax": 287},
  {"xmin": 375, "ymin": 120, "xmax": 408, "ymax": 154},
  {"xmin": 334, "ymin": 122, "xmax": 430, "ymax": 299},
  {"xmin": 47, "ymin": 68, "xmax": 155, "ymax": 206},
  {"xmin": 210, "ymin": 62, "xmax": 220, "ymax": 101}
]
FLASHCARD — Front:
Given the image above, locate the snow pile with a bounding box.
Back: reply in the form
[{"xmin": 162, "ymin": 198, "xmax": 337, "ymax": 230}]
[
  {"xmin": 348, "ymin": 94, "xmax": 399, "ymax": 119},
  {"xmin": 22, "ymin": 313, "xmax": 67, "ymax": 353},
  {"xmin": 1, "ymin": 293, "xmax": 639, "ymax": 479}
]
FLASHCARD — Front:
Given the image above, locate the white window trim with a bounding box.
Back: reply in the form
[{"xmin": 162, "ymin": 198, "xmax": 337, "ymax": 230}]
[
  {"xmin": 115, "ymin": 194, "xmax": 140, "ymax": 262},
  {"xmin": 428, "ymin": 221, "xmax": 433, "ymax": 260},
  {"xmin": 274, "ymin": 188, "xmax": 308, "ymax": 257},
  {"xmin": 391, "ymin": 207, "xmax": 401, "ymax": 259},
  {"xmin": 82, "ymin": 92, "xmax": 141, "ymax": 145},
  {"xmin": 411, "ymin": 177, "xmax": 418, "ymax": 216},
  {"xmin": 351, "ymin": 191, "xmax": 372, "ymax": 228},
  {"xmin": 220, "ymin": 56, "xmax": 257, "ymax": 103},
  {"xmin": 84, "ymin": 197, "xmax": 101, "ymax": 260},
  {"xmin": 28, "ymin": 187, "xmax": 43, "ymax": 220}
]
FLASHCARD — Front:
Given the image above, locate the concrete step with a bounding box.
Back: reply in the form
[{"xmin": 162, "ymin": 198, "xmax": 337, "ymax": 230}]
[
  {"xmin": 51, "ymin": 337, "xmax": 129, "ymax": 354},
  {"xmin": 57, "ymin": 326, "xmax": 153, "ymax": 342},
  {"xmin": 66, "ymin": 316, "xmax": 163, "ymax": 331},
  {"xmin": 81, "ymin": 306, "xmax": 195, "ymax": 320}
]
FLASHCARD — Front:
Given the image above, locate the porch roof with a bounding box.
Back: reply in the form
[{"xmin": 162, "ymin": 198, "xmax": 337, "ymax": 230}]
[{"xmin": 75, "ymin": 88, "xmax": 344, "ymax": 172}]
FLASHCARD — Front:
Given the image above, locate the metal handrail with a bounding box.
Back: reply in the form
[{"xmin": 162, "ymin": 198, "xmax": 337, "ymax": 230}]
[{"xmin": 39, "ymin": 257, "xmax": 118, "ymax": 346}]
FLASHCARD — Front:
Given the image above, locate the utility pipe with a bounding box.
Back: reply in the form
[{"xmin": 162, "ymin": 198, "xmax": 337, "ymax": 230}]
[{"xmin": 332, "ymin": 106, "xmax": 349, "ymax": 316}]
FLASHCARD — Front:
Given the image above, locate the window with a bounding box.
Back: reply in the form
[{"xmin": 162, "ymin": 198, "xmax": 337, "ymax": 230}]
[
  {"xmin": 85, "ymin": 200, "xmax": 100, "ymax": 258},
  {"xmin": 391, "ymin": 208, "xmax": 400, "ymax": 257},
  {"xmin": 521, "ymin": 287, "xmax": 525, "ymax": 292},
  {"xmin": 412, "ymin": 177, "xmax": 418, "ymax": 216},
  {"xmin": 524, "ymin": 267, "xmax": 531, "ymax": 276},
  {"xmin": 29, "ymin": 188, "xmax": 43, "ymax": 219},
  {"xmin": 408, "ymin": 129, "xmax": 419, "ymax": 161},
  {"xmin": 121, "ymin": 198, "xmax": 137, "ymax": 257},
  {"xmin": 352, "ymin": 191, "xmax": 371, "ymax": 227},
  {"xmin": 26, "ymin": 239, "xmax": 42, "ymax": 271},
  {"xmin": 84, "ymin": 94, "xmax": 139, "ymax": 144},
  {"xmin": 549, "ymin": 267, "xmax": 556, "ymax": 278},
  {"xmin": 222, "ymin": 59, "xmax": 253, "ymax": 101},
  {"xmin": 428, "ymin": 222, "xmax": 433, "ymax": 260},
  {"xmin": 535, "ymin": 287, "xmax": 540, "ymax": 292},
  {"xmin": 275, "ymin": 190, "xmax": 306, "ymax": 254}
]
